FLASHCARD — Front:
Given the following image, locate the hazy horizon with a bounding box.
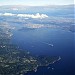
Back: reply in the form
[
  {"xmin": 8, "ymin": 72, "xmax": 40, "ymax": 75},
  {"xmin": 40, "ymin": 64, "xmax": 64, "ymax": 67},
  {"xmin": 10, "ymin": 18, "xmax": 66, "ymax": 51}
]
[
  {"xmin": 0, "ymin": 0, "xmax": 74, "ymax": 6},
  {"xmin": 0, "ymin": 4, "xmax": 74, "ymax": 7}
]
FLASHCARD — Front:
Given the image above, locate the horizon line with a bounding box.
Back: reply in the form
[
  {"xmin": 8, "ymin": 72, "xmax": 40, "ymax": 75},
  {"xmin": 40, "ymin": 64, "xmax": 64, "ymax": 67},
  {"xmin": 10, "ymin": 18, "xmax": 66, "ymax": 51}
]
[{"xmin": 0, "ymin": 4, "xmax": 74, "ymax": 6}]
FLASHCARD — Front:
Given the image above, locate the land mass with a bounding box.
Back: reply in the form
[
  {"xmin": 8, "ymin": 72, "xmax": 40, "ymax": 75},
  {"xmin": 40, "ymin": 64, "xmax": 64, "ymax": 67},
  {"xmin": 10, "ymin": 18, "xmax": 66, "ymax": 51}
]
[{"xmin": 0, "ymin": 20, "xmax": 61, "ymax": 75}]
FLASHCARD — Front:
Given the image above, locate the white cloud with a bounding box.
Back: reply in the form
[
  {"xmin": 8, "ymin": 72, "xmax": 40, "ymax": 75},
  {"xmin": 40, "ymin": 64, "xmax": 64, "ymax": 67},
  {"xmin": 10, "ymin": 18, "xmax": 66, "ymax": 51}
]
[
  {"xmin": 3, "ymin": 13, "xmax": 15, "ymax": 16},
  {"xmin": 17, "ymin": 13, "xmax": 48, "ymax": 19},
  {"xmin": 0, "ymin": 13, "xmax": 48, "ymax": 19}
]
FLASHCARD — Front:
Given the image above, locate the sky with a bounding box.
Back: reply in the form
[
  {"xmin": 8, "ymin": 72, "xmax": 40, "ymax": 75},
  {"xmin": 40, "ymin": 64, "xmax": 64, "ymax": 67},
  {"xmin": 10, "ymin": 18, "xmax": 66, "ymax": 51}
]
[{"xmin": 0, "ymin": 0, "xmax": 74, "ymax": 6}]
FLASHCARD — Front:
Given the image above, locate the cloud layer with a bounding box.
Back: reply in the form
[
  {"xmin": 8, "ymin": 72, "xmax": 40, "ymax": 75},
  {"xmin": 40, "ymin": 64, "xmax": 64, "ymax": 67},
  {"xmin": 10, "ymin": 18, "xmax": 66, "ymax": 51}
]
[{"xmin": 0, "ymin": 13, "xmax": 48, "ymax": 19}]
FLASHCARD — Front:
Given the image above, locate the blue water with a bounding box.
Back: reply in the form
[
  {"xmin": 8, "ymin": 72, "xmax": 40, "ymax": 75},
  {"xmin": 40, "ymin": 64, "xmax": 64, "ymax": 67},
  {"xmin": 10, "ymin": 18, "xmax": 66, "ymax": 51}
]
[
  {"xmin": 11, "ymin": 26, "xmax": 75, "ymax": 75},
  {"xmin": 0, "ymin": 7, "xmax": 74, "ymax": 74}
]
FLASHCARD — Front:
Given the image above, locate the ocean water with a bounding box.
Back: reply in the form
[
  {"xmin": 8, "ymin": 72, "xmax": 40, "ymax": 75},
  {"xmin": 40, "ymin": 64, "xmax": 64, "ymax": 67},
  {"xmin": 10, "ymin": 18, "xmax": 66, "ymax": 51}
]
[
  {"xmin": 11, "ymin": 27, "xmax": 75, "ymax": 75},
  {"xmin": 0, "ymin": 7, "xmax": 74, "ymax": 75}
]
